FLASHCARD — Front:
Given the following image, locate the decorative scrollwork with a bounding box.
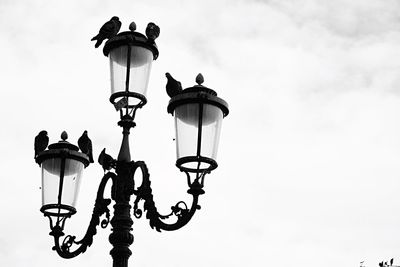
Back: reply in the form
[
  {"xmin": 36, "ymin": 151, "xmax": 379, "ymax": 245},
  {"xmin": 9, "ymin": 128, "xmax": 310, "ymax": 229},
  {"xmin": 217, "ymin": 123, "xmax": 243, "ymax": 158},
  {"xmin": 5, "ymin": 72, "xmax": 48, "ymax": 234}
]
[
  {"xmin": 171, "ymin": 201, "xmax": 189, "ymax": 218},
  {"xmin": 50, "ymin": 172, "xmax": 116, "ymax": 259},
  {"xmin": 132, "ymin": 161, "xmax": 204, "ymax": 232},
  {"xmin": 61, "ymin": 235, "xmax": 76, "ymax": 252},
  {"xmin": 100, "ymin": 210, "xmax": 110, "ymax": 228}
]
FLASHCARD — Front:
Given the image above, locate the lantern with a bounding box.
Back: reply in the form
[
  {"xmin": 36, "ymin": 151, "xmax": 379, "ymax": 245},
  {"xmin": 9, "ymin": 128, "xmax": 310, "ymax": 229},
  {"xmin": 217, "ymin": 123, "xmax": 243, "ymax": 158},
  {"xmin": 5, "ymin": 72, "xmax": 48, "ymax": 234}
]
[
  {"xmin": 36, "ymin": 132, "xmax": 89, "ymax": 217},
  {"xmin": 167, "ymin": 77, "xmax": 229, "ymax": 173},
  {"xmin": 103, "ymin": 30, "xmax": 159, "ymax": 110}
]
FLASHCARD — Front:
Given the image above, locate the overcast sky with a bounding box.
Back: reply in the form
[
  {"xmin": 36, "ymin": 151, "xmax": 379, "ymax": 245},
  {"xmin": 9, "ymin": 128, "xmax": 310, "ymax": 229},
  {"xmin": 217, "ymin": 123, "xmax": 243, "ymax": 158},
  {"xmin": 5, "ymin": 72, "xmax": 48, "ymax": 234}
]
[{"xmin": 1, "ymin": 0, "xmax": 400, "ymax": 267}]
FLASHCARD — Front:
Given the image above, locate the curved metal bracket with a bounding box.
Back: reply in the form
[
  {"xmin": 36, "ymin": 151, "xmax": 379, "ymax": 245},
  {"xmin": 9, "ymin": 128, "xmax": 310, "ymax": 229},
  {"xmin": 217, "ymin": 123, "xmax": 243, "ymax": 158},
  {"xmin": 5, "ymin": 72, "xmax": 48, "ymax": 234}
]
[
  {"xmin": 49, "ymin": 171, "xmax": 116, "ymax": 258},
  {"xmin": 132, "ymin": 161, "xmax": 205, "ymax": 232}
]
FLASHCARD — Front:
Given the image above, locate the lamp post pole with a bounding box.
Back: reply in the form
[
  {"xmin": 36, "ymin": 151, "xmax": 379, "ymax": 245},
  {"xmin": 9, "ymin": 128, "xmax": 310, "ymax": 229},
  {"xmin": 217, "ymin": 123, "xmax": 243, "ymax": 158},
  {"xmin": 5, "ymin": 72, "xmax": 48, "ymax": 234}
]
[
  {"xmin": 110, "ymin": 115, "xmax": 135, "ymax": 267},
  {"xmin": 109, "ymin": 162, "xmax": 134, "ymax": 267},
  {"xmin": 35, "ymin": 18, "xmax": 229, "ymax": 267}
]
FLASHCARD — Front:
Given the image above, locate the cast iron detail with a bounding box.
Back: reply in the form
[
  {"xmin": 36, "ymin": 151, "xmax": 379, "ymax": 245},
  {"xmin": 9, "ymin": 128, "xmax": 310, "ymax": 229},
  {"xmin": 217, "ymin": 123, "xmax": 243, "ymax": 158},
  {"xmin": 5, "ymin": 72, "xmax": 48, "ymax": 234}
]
[
  {"xmin": 132, "ymin": 161, "xmax": 205, "ymax": 232},
  {"xmin": 45, "ymin": 157, "xmax": 206, "ymax": 260},
  {"xmin": 48, "ymin": 172, "xmax": 115, "ymax": 259}
]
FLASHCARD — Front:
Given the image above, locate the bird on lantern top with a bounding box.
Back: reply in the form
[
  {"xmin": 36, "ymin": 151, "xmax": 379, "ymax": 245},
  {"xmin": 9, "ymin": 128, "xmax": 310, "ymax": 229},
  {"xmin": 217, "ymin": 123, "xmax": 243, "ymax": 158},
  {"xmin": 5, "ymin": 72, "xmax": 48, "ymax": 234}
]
[
  {"xmin": 34, "ymin": 130, "xmax": 49, "ymax": 159},
  {"xmin": 165, "ymin": 73, "xmax": 182, "ymax": 98},
  {"xmin": 145, "ymin": 22, "xmax": 160, "ymax": 42},
  {"xmin": 91, "ymin": 16, "xmax": 121, "ymax": 48},
  {"xmin": 78, "ymin": 130, "xmax": 94, "ymax": 163}
]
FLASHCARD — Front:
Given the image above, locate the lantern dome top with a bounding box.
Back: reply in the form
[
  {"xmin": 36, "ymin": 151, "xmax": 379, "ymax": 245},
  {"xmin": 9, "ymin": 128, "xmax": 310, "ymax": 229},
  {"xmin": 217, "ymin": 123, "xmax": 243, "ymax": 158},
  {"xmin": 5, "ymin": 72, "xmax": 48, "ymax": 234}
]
[
  {"xmin": 35, "ymin": 131, "xmax": 90, "ymax": 167},
  {"xmin": 47, "ymin": 131, "xmax": 79, "ymax": 151},
  {"xmin": 103, "ymin": 31, "xmax": 159, "ymax": 60},
  {"xmin": 167, "ymin": 79, "xmax": 229, "ymax": 117}
]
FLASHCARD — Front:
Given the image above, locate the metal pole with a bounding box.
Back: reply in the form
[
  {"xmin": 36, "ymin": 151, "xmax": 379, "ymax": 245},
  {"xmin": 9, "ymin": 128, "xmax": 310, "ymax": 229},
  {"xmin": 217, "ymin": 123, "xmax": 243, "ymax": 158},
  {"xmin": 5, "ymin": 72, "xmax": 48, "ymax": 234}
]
[
  {"xmin": 109, "ymin": 161, "xmax": 135, "ymax": 267},
  {"xmin": 109, "ymin": 116, "xmax": 136, "ymax": 267}
]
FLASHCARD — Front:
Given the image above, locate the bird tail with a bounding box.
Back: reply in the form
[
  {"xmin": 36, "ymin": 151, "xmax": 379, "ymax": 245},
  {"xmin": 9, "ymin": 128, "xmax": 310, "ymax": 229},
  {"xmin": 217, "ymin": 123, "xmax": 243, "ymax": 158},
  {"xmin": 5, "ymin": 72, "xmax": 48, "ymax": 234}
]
[
  {"xmin": 91, "ymin": 34, "xmax": 98, "ymax": 41},
  {"xmin": 95, "ymin": 39, "xmax": 103, "ymax": 48}
]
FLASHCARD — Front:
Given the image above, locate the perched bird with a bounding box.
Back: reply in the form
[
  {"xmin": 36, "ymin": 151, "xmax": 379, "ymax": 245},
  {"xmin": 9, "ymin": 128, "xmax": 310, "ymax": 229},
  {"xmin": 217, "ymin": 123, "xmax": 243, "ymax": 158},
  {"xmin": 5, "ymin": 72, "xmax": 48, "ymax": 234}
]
[
  {"xmin": 34, "ymin": 130, "xmax": 49, "ymax": 159},
  {"xmin": 145, "ymin": 22, "xmax": 160, "ymax": 41},
  {"xmin": 390, "ymin": 258, "xmax": 394, "ymax": 266},
  {"xmin": 98, "ymin": 148, "xmax": 115, "ymax": 172},
  {"xmin": 380, "ymin": 262, "xmax": 384, "ymax": 267},
  {"xmin": 91, "ymin": 16, "xmax": 121, "ymax": 48},
  {"xmin": 165, "ymin": 72, "xmax": 182, "ymax": 98},
  {"xmin": 78, "ymin": 131, "xmax": 94, "ymax": 163}
]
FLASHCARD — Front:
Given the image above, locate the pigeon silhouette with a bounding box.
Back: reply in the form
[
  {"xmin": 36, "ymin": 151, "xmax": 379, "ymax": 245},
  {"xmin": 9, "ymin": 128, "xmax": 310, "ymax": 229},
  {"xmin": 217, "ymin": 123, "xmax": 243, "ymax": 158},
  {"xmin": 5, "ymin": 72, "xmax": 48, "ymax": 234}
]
[
  {"xmin": 98, "ymin": 148, "xmax": 115, "ymax": 172},
  {"xmin": 165, "ymin": 72, "xmax": 182, "ymax": 98},
  {"xmin": 78, "ymin": 130, "xmax": 94, "ymax": 163},
  {"xmin": 390, "ymin": 259, "xmax": 394, "ymax": 266},
  {"xmin": 145, "ymin": 22, "xmax": 160, "ymax": 41},
  {"xmin": 34, "ymin": 130, "xmax": 49, "ymax": 159},
  {"xmin": 91, "ymin": 16, "xmax": 121, "ymax": 48}
]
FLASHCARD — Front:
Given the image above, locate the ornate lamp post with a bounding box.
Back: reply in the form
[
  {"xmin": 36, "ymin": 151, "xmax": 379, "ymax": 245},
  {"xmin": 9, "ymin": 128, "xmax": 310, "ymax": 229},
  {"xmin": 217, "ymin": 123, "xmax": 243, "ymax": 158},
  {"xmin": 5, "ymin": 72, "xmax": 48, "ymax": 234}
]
[{"xmin": 34, "ymin": 18, "xmax": 229, "ymax": 267}]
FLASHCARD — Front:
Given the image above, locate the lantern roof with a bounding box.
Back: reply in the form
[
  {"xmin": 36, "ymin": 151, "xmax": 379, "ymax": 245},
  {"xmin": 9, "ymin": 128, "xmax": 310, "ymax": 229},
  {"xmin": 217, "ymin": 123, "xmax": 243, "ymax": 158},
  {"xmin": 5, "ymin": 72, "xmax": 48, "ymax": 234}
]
[
  {"xmin": 103, "ymin": 31, "xmax": 159, "ymax": 60},
  {"xmin": 167, "ymin": 84, "xmax": 229, "ymax": 117},
  {"xmin": 35, "ymin": 132, "xmax": 90, "ymax": 167}
]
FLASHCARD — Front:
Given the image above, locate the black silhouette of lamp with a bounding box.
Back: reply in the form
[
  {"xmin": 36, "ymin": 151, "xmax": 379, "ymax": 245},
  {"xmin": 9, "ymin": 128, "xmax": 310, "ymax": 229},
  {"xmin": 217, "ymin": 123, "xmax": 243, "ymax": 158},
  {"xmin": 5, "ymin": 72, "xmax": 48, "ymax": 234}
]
[
  {"xmin": 168, "ymin": 75, "xmax": 229, "ymax": 173},
  {"xmin": 104, "ymin": 28, "xmax": 159, "ymax": 110},
  {"xmin": 35, "ymin": 19, "xmax": 229, "ymax": 267},
  {"xmin": 36, "ymin": 131, "xmax": 89, "ymax": 219}
]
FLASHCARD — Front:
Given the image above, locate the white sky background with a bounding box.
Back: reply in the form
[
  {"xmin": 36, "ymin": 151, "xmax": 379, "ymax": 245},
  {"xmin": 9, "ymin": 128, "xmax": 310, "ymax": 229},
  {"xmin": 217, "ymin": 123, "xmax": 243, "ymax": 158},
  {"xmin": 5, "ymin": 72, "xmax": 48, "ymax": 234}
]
[{"xmin": 1, "ymin": 0, "xmax": 400, "ymax": 266}]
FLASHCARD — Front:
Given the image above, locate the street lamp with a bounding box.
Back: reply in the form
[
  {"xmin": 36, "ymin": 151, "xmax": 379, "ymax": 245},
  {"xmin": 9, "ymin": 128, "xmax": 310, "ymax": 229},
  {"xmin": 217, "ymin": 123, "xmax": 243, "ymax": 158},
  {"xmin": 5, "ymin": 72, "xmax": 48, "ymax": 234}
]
[{"xmin": 34, "ymin": 18, "xmax": 229, "ymax": 267}]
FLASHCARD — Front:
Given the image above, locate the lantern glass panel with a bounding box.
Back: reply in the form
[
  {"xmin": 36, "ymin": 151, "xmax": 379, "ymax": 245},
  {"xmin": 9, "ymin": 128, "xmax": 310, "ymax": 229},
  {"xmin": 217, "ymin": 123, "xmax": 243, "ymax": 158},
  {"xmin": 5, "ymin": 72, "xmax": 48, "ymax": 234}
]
[
  {"xmin": 109, "ymin": 45, "xmax": 153, "ymax": 106},
  {"xmin": 41, "ymin": 158, "xmax": 84, "ymax": 215},
  {"xmin": 175, "ymin": 104, "xmax": 199, "ymax": 159},
  {"xmin": 174, "ymin": 103, "xmax": 223, "ymax": 170},
  {"xmin": 200, "ymin": 104, "xmax": 223, "ymax": 158}
]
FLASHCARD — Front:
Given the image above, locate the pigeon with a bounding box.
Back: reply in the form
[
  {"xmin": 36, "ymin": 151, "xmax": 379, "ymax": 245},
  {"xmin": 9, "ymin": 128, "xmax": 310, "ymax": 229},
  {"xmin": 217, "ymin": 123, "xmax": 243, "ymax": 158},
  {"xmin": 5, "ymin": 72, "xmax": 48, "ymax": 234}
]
[
  {"xmin": 98, "ymin": 148, "xmax": 115, "ymax": 172},
  {"xmin": 165, "ymin": 72, "xmax": 182, "ymax": 98},
  {"xmin": 34, "ymin": 130, "xmax": 49, "ymax": 159},
  {"xmin": 78, "ymin": 130, "xmax": 94, "ymax": 163},
  {"xmin": 390, "ymin": 259, "xmax": 394, "ymax": 266},
  {"xmin": 380, "ymin": 262, "xmax": 384, "ymax": 267},
  {"xmin": 145, "ymin": 22, "xmax": 160, "ymax": 41},
  {"xmin": 91, "ymin": 16, "xmax": 121, "ymax": 48}
]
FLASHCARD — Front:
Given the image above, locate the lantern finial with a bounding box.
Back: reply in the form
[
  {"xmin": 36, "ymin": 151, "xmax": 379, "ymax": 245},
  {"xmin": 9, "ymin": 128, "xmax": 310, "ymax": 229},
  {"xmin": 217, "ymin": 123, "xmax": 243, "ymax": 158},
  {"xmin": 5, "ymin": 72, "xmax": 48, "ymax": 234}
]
[
  {"xmin": 129, "ymin": 21, "xmax": 136, "ymax": 32},
  {"xmin": 195, "ymin": 73, "xmax": 204, "ymax": 86},
  {"xmin": 61, "ymin": 131, "xmax": 68, "ymax": 141}
]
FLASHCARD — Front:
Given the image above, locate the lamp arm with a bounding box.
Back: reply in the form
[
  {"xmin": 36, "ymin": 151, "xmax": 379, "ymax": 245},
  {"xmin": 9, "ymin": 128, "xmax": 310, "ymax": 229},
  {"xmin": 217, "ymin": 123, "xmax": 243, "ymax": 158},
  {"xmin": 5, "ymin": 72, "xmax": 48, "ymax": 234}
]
[
  {"xmin": 50, "ymin": 171, "xmax": 116, "ymax": 259},
  {"xmin": 132, "ymin": 161, "xmax": 204, "ymax": 232}
]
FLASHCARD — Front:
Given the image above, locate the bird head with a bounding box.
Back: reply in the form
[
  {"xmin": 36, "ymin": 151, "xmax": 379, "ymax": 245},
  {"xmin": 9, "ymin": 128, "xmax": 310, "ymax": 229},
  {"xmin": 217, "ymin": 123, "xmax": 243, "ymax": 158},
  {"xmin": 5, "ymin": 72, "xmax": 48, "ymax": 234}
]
[
  {"xmin": 165, "ymin": 72, "xmax": 171, "ymax": 79},
  {"xmin": 83, "ymin": 130, "xmax": 88, "ymax": 135},
  {"xmin": 39, "ymin": 130, "xmax": 48, "ymax": 136},
  {"xmin": 111, "ymin": 16, "xmax": 119, "ymax": 21}
]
